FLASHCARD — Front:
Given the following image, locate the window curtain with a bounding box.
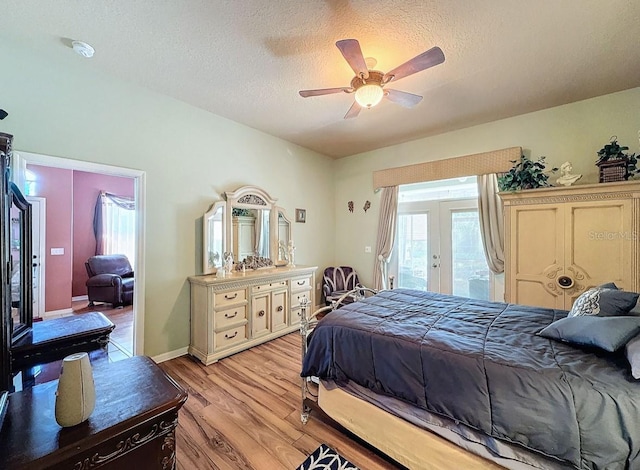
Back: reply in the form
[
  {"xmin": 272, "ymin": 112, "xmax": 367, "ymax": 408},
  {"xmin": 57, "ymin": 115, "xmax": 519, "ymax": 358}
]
[
  {"xmin": 93, "ymin": 192, "xmax": 136, "ymax": 266},
  {"xmin": 477, "ymin": 174, "xmax": 504, "ymax": 274},
  {"xmin": 373, "ymin": 186, "xmax": 399, "ymax": 290}
]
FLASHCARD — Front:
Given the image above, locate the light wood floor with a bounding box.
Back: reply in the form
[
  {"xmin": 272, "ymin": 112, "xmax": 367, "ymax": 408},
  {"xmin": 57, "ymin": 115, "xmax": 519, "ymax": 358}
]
[{"xmin": 159, "ymin": 333, "xmax": 403, "ymax": 470}]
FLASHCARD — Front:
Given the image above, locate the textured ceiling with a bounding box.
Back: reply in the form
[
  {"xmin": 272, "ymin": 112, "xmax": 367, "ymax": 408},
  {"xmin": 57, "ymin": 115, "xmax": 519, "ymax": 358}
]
[{"xmin": 2, "ymin": 0, "xmax": 640, "ymax": 158}]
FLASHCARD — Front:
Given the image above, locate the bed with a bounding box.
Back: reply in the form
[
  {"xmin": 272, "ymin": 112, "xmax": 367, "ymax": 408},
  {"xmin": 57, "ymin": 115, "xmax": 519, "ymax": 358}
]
[{"xmin": 300, "ymin": 288, "xmax": 640, "ymax": 470}]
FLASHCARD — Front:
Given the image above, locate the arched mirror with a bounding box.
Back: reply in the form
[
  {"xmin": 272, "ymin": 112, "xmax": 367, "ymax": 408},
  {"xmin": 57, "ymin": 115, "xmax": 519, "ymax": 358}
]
[{"xmin": 202, "ymin": 186, "xmax": 292, "ymax": 274}]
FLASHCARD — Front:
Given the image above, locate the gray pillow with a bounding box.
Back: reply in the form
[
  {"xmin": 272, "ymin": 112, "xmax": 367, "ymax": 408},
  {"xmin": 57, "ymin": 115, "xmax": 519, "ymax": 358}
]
[
  {"xmin": 538, "ymin": 316, "xmax": 640, "ymax": 352},
  {"xmin": 625, "ymin": 334, "xmax": 640, "ymax": 379},
  {"xmin": 567, "ymin": 286, "xmax": 639, "ymax": 317}
]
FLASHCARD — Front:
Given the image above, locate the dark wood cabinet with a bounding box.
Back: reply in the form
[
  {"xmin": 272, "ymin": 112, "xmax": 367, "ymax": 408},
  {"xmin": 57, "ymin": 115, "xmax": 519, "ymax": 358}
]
[
  {"xmin": 1, "ymin": 132, "xmax": 33, "ymax": 392},
  {"xmin": 0, "ymin": 355, "xmax": 188, "ymax": 469}
]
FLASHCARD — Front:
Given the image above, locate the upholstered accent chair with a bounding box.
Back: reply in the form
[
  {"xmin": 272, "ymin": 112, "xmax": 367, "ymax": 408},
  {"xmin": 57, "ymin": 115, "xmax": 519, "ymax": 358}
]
[
  {"xmin": 85, "ymin": 254, "xmax": 134, "ymax": 307},
  {"xmin": 322, "ymin": 266, "xmax": 361, "ymax": 306}
]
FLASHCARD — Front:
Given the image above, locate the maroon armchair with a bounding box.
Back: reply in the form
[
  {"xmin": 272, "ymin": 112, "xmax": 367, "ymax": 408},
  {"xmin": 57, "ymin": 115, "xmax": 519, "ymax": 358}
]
[
  {"xmin": 322, "ymin": 266, "xmax": 361, "ymax": 306},
  {"xmin": 85, "ymin": 254, "xmax": 134, "ymax": 307}
]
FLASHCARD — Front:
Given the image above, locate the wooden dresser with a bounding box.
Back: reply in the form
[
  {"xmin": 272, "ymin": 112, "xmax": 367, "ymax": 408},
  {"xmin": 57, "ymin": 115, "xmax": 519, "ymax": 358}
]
[
  {"xmin": 501, "ymin": 181, "xmax": 640, "ymax": 309},
  {"xmin": 0, "ymin": 356, "xmax": 188, "ymax": 469},
  {"xmin": 188, "ymin": 265, "xmax": 316, "ymax": 365}
]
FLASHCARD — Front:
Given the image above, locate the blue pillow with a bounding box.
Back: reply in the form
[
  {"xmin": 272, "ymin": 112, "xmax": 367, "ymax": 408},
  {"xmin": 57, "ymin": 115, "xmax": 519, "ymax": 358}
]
[
  {"xmin": 625, "ymin": 334, "xmax": 640, "ymax": 379},
  {"xmin": 567, "ymin": 286, "xmax": 639, "ymax": 318},
  {"xmin": 538, "ymin": 316, "xmax": 640, "ymax": 352}
]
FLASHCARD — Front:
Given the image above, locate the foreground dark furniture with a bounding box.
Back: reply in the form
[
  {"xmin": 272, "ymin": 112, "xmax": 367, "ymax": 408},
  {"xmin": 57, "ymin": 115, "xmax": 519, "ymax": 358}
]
[
  {"xmin": 322, "ymin": 266, "xmax": 360, "ymax": 306},
  {"xmin": 0, "ymin": 355, "xmax": 188, "ymax": 469},
  {"xmin": 85, "ymin": 254, "xmax": 134, "ymax": 307},
  {"xmin": 11, "ymin": 311, "xmax": 114, "ymax": 372}
]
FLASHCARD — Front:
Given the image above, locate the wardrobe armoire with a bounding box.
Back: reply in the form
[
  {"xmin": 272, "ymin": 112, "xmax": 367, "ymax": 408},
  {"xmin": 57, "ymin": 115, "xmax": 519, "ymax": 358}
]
[{"xmin": 501, "ymin": 181, "xmax": 640, "ymax": 309}]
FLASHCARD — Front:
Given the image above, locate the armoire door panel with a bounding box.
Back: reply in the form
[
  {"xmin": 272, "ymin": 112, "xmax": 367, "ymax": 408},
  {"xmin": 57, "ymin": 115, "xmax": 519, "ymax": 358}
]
[
  {"xmin": 565, "ymin": 201, "xmax": 632, "ymax": 289},
  {"xmin": 513, "ymin": 207, "xmax": 563, "ymax": 275},
  {"xmin": 514, "ymin": 279, "xmax": 564, "ymax": 309}
]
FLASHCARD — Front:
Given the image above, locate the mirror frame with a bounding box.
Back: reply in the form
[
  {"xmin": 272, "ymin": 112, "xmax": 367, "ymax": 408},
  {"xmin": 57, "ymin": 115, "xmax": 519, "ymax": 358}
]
[
  {"xmin": 275, "ymin": 207, "xmax": 292, "ymax": 265},
  {"xmin": 8, "ymin": 182, "xmax": 32, "ymax": 343},
  {"xmin": 202, "ymin": 201, "xmax": 226, "ymax": 275},
  {"xmin": 202, "ymin": 186, "xmax": 293, "ymax": 273},
  {"xmin": 225, "ymin": 186, "xmax": 278, "ymax": 265}
]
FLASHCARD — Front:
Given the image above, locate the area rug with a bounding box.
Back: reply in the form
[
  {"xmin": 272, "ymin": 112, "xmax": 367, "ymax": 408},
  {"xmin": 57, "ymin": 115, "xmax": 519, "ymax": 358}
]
[{"xmin": 296, "ymin": 444, "xmax": 359, "ymax": 470}]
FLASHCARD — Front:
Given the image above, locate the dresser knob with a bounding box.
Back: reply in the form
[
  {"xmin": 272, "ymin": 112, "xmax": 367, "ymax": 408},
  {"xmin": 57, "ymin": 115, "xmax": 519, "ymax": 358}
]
[
  {"xmin": 277, "ymin": 306, "xmax": 283, "ymax": 312},
  {"xmin": 258, "ymin": 310, "xmax": 265, "ymax": 317}
]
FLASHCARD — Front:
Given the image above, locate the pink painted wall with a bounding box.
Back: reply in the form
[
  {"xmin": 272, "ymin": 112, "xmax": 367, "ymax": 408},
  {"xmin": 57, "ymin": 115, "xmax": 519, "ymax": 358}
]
[
  {"xmin": 72, "ymin": 171, "xmax": 134, "ymax": 297},
  {"xmin": 27, "ymin": 164, "xmax": 73, "ymax": 312}
]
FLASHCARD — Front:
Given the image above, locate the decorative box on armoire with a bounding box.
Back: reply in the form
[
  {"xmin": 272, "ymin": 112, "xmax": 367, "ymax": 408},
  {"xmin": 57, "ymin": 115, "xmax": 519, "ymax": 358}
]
[{"xmin": 500, "ymin": 181, "xmax": 640, "ymax": 310}]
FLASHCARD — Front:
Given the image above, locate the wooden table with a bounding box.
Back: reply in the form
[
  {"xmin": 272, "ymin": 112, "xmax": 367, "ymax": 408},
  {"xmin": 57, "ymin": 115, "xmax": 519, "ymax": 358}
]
[{"xmin": 0, "ymin": 356, "xmax": 188, "ymax": 469}]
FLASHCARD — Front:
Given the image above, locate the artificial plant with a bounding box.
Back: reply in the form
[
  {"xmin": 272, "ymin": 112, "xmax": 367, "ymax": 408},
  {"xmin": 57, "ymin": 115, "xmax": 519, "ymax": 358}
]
[{"xmin": 498, "ymin": 155, "xmax": 557, "ymax": 191}]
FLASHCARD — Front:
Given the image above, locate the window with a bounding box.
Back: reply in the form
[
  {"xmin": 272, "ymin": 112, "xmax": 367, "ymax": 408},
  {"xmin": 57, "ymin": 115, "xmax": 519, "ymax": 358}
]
[{"xmin": 95, "ymin": 193, "xmax": 136, "ymax": 268}]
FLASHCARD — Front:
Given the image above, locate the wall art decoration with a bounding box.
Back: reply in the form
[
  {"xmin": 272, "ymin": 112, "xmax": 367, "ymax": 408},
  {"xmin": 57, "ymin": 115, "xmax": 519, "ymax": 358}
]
[
  {"xmin": 295, "ymin": 208, "xmax": 306, "ymax": 223},
  {"xmin": 348, "ymin": 201, "xmax": 354, "ymax": 213},
  {"xmin": 363, "ymin": 200, "xmax": 371, "ymax": 212}
]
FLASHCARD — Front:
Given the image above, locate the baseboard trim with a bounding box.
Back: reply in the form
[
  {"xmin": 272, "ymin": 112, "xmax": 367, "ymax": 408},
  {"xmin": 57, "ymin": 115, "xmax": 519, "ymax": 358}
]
[
  {"xmin": 42, "ymin": 308, "xmax": 74, "ymax": 319},
  {"xmin": 72, "ymin": 295, "xmax": 88, "ymax": 302},
  {"xmin": 152, "ymin": 347, "xmax": 189, "ymax": 364}
]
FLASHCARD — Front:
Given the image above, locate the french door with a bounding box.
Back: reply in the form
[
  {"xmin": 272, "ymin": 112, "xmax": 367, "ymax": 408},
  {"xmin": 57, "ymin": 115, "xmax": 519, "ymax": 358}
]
[{"xmin": 393, "ymin": 199, "xmax": 492, "ymax": 300}]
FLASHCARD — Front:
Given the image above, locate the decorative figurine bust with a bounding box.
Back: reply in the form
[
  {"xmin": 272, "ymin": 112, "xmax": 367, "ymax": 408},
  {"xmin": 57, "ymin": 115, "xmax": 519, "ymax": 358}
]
[
  {"xmin": 556, "ymin": 161, "xmax": 582, "ymax": 186},
  {"xmin": 287, "ymin": 240, "xmax": 296, "ymax": 267}
]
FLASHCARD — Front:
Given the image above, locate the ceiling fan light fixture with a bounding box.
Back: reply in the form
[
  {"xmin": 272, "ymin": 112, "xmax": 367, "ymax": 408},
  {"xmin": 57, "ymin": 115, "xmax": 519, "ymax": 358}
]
[
  {"xmin": 355, "ymin": 84, "xmax": 384, "ymax": 108},
  {"xmin": 72, "ymin": 40, "xmax": 95, "ymax": 58}
]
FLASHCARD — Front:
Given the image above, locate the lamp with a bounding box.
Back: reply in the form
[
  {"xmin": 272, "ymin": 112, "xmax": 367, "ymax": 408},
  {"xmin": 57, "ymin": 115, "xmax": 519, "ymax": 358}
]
[
  {"xmin": 72, "ymin": 40, "xmax": 95, "ymax": 58},
  {"xmin": 355, "ymin": 84, "xmax": 384, "ymax": 108}
]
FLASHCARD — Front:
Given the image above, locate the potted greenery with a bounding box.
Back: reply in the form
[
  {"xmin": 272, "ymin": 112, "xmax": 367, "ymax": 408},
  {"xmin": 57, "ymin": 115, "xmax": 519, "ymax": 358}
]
[
  {"xmin": 595, "ymin": 136, "xmax": 638, "ymax": 182},
  {"xmin": 498, "ymin": 155, "xmax": 557, "ymax": 191}
]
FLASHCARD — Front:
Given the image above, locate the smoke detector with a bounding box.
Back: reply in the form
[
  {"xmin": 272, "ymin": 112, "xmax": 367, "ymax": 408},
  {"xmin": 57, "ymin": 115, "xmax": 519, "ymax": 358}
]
[{"xmin": 72, "ymin": 40, "xmax": 95, "ymax": 58}]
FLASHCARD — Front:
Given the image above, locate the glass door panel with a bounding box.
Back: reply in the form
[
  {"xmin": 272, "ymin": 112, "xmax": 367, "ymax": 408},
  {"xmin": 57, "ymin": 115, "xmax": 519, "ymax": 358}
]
[
  {"xmin": 396, "ymin": 212, "xmax": 431, "ymax": 291},
  {"xmin": 449, "ymin": 210, "xmax": 490, "ymax": 300}
]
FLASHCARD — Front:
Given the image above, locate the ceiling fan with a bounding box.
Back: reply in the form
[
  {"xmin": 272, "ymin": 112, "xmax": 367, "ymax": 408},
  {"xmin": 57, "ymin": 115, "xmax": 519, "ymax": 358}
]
[{"xmin": 299, "ymin": 39, "xmax": 445, "ymax": 119}]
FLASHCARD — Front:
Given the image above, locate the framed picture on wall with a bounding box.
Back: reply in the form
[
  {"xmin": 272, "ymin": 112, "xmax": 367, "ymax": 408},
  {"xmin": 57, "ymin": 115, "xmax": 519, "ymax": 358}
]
[{"xmin": 295, "ymin": 208, "xmax": 306, "ymax": 223}]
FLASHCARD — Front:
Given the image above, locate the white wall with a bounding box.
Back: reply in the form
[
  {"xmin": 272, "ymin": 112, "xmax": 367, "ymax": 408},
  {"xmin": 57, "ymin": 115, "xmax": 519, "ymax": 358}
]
[
  {"xmin": 335, "ymin": 87, "xmax": 640, "ymax": 287},
  {"xmin": 0, "ymin": 37, "xmax": 335, "ymax": 356}
]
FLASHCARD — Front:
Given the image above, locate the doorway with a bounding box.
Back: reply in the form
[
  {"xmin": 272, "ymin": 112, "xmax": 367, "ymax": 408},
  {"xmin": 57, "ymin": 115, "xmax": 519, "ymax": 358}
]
[
  {"xmin": 13, "ymin": 151, "xmax": 146, "ymax": 356},
  {"xmin": 26, "ymin": 196, "xmax": 45, "ymax": 319},
  {"xmin": 391, "ymin": 178, "xmax": 494, "ymax": 301}
]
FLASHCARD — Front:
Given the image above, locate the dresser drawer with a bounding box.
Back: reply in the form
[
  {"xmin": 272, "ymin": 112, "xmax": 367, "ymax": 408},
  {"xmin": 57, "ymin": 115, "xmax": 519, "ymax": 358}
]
[
  {"xmin": 252, "ymin": 280, "xmax": 288, "ymax": 293},
  {"xmin": 214, "ymin": 305, "xmax": 247, "ymax": 330},
  {"xmin": 290, "ymin": 307, "xmax": 303, "ymax": 326},
  {"xmin": 291, "ymin": 290, "xmax": 312, "ymax": 309},
  {"xmin": 291, "ymin": 276, "xmax": 312, "ymax": 292},
  {"xmin": 214, "ymin": 325, "xmax": 248, "ymax": 351},
  {"xmin": 214, "ymin": 288, "xmax": 247, "ymax": 308}
]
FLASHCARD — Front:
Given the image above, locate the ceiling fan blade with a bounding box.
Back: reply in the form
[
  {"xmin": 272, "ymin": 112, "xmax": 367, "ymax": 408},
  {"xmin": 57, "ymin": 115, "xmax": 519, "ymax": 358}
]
[
  {"xmin": 336, "ymin": 39, "xmax": 369, "ymax": 79},
  {"xmin": 344, "ymin": 101, "xmax": 361, "ymax": 119},
  {"xmin": 383, "ymin": 46, "xmax": 445, "ymax": 83},
  {"xmin": 299, "ymin": 87, "xmax": 352, "ymax": 97},
  {"xmin": 384, "ymin": 89, "xmax": 423, "ymax": 108}
]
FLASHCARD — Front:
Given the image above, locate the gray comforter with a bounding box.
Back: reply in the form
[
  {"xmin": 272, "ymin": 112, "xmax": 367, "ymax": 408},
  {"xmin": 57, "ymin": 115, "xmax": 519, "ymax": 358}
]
[{"xmin": 301, "ymin": 289, "xmax": 640, "ymax": 469}]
